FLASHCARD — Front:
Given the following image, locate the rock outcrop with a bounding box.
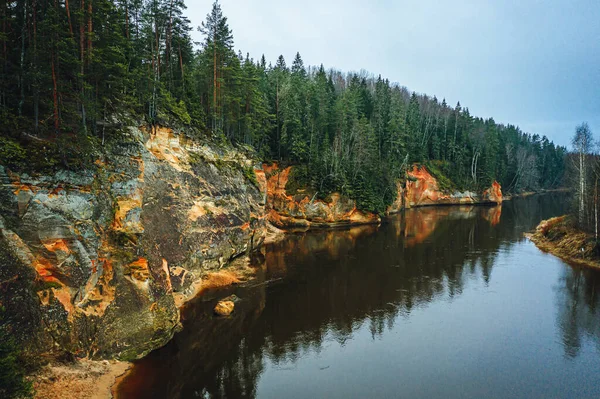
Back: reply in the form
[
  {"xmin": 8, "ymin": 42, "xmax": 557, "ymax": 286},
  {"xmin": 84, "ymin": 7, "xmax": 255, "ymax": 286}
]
[
  {"xmin": 482, "ymin": 180, "xmax": 503, "ymax": 204},
  {"xmin": 262, "ymin": 164, "xmax": 381, "ymax": 230},
  {"xmin": 0, "ymin": 126, "xmax": 265, "ymax": 360},
  {"xmin": 388, "ymin": 165, "xmax": 502, "ymax": 213}
]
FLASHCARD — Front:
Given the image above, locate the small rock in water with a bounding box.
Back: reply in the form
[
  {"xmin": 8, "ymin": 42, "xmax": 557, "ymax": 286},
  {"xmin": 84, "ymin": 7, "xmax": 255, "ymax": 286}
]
[{"xmin": 214, "ymin": 300, "xmax": 235, "ymax": 316}]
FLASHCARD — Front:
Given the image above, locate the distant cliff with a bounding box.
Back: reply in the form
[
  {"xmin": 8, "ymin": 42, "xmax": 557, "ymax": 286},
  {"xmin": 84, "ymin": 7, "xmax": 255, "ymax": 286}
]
[{"xmin": 388, "ymin": 165, "xmax": 502, "ymax": 213}]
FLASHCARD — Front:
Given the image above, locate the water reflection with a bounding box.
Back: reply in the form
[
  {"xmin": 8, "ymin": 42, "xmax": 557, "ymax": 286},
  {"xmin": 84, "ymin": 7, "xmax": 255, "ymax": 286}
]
[
  {"xmin": 556, "ymin": 267, "xmax": 600, "ymax": 358},
  {"xmin": 118, "ymin": 194, "xmax": 600, "ymax": 399}
]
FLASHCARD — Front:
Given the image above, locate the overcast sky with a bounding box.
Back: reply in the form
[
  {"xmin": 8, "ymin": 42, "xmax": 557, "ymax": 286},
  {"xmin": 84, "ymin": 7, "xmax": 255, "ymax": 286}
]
[{"xmin": 187, "ymin": 0, "xmax": 599, "ymax": 148}]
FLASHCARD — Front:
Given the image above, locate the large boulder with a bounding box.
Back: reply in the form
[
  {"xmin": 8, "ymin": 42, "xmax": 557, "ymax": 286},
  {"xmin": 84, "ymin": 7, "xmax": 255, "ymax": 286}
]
[{"xmin": 214, "ymin": 300, "xmax": 235, "ymax": 316}]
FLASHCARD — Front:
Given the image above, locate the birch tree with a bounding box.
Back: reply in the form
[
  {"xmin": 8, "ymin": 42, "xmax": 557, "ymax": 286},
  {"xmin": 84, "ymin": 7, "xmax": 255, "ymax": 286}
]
[{"xmin": 572, "ymin": 123, "xmax": 594, "ymax": 226}]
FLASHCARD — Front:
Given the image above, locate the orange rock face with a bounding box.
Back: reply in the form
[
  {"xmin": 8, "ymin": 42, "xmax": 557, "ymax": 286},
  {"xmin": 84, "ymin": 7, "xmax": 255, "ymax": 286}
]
[
  {"xmin": 482, "ymin": 181, "xmax": 503, "ymax": 204},
  {"xmin": 0, "ymin": 125, "xmax": 267, "ymax": 359},
  {"xmin": 387, "ymin": 165, "xmax": 503, "ymax": 213},
  {"xmin": 405, "ymin": 165, "xmax": 476, "ymax": 207},
  {"xmin": 264, "ymin": 164, "xmax": 381, "ymax": 230}
]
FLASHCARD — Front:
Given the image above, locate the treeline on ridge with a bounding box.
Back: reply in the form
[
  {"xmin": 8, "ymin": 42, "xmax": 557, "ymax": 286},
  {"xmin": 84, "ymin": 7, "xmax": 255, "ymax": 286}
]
[{"xmin": 0, "ymin": 0, "xmax": 566, "ymax": 213}]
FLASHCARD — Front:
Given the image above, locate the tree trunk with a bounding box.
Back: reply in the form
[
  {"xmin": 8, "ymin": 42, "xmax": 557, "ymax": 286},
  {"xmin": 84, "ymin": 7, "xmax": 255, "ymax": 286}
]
[
  {"xmin": 125, "ymin": 1, "xmax": 130, "ymax": 40},
  {"xmin": 166, "ymin": 0, "xmax": 173, "ymax": 89},
  {"xmin": 276, "ymin": 76, "xmax": 280, "ymax": 160},
  {"xmin": 18, "ymin": 0, "xmax": 26, "ymax": 117},
  {"xmin": 150, "ymin": 2, "xmax": 159, "ymax": 120},
  {"xmin": 154, "ymin": 4, "xmax": 159, "ymax": 74},
  {"xmin": 33, "ymin": 0, "xmax": 38, "ymax": 130},
  {"xmin": 80, "ymin": 0, "xmax": 87, "ymax": 131},
  {"xmin": 65, "ymin": 0, "xmax": 74, "ymax": 35},
  {"xmin": 443, "ymin": 113, "xmax": 448, "ymax": 160},
  {"xmin": 1, "ymin": 1, "xmax": 6, "ymax": 109},
  {"xmin": 213, "ymin": 39, "xmax": 217, "ymax": 131},
  {"xmin": 178, "ymin": 44, "xmax": 184, "ymax": 92},
  {"xmin": 579, "ymin": 150, "xmax": 585, "ymax": 226},
  {"xmin": 1, "ymin": 2, "xmax": 5, "ymax": 64},
  {"xmin": 595, "ymin": 178, "xmax": 598, "ymax": 241},
  {"xmin": 51, "ymin": 53, "xmax": 59, "ymax": 130},
  {"xmin": 80, "ymin": 0, "xmax": 85, "ymax": 65},
  {"xmin": 452, "ymin": 110, "xmax": 459, "ymax": 160},
  {"xmin": 471, "ymin": 150, "xmax": 480, "ymax": 184},
  {"xmin": 87, "ymin": 1, "xmax": 92, "ymax": 54}
]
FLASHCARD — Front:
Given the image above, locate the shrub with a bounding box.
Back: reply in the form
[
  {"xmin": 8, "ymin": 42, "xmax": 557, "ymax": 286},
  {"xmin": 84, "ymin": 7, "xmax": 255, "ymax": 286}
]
[
  {"xmin": 242, "ymin": 166, "xmax": 258, "ymax": 188},
  {"xmin": 424, "ymin": 161, "xmax": 457, "ymax": 192},
  {"xmin": 0, "ymin": 308, "xmax": 34, "ymax": 399},
  {"xmin": 285, "ymin": 166, "xmax": 311, "ymax": 196},
  {"xmin": 0, "ymin": 138, "xmax": 27, "ymax": 169}
]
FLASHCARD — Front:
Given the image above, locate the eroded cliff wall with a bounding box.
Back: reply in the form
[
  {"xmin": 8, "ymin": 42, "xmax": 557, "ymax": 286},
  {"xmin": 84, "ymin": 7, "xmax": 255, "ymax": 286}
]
[
  {"xmin": 262, "ymin": 164, "xmax": 381, "ymax": 230},
  {"xmin": 0, "ymin": 126, "xmax": 265, "ymax": 360},
  {"xmin": 388, "ymin": 165, "xmax": 502, "ymax": 213}
]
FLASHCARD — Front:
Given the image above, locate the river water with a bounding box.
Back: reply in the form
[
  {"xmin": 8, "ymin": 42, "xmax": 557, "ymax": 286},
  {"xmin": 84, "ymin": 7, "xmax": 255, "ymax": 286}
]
[{"xmin": 117, "ymin": 194, "xmax": 600, "ymax": 399}]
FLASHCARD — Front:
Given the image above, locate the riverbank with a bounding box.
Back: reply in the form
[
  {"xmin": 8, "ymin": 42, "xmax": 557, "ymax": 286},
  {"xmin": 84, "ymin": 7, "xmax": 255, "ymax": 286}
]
[
  {"xmin": 27, "ymin": 192, "xmax": 557, "ymax": 398},
  {"xmin": 30, "ymin": 359, "xmax": 130, "ymax": 399},
  {"xmin": 527, "ymin": 215, "xmax": 600, "ymax": 269},
  {"xmin": 28, "ymin": 256, "xmax": 264, "ymax": 398}
]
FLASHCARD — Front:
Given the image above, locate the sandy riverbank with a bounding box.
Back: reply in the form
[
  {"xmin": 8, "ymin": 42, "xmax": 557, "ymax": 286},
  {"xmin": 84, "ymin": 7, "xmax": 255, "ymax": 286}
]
[{"xmin": 31, "ymin": 359, "xmax": 130, "ymax": 399}]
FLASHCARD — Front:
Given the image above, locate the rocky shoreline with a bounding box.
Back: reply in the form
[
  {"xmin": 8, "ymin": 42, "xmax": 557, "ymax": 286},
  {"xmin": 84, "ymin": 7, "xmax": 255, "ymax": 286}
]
[{"xmin": 263, "ymin": 162, "xmax": 503, "ymax": 231}]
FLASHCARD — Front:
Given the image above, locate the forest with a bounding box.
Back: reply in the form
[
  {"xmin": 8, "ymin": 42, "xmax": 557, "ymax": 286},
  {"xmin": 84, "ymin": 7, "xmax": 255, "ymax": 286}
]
[{"xmin": 0, "ymin": 0, "xmax": 566, "ymax": 213}]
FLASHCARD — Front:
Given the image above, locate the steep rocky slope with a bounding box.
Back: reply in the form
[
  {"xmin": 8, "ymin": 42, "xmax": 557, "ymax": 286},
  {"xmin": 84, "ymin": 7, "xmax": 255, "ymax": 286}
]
[{"xmin": 0, "ymin": 126, "xmax": 265, "ymax": 360}]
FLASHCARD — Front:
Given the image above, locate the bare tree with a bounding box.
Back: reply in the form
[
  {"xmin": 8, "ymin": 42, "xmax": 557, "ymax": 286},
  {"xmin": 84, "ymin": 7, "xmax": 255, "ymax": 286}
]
[{"xmin": 572, "ymin": 123, "xmax": 594, "ymax": 226}]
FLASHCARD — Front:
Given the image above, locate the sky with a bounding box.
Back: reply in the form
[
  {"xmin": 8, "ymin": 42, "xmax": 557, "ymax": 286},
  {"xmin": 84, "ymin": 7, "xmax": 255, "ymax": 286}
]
[{"xmin": 187, "ymin": 0, "xmax": 600, "ymax": 148}]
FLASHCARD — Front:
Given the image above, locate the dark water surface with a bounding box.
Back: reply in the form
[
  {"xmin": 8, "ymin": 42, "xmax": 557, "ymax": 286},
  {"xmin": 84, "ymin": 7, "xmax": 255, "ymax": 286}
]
[{"xmin": 118, "ymin": 195, "xmax": 600, "ymax": 399}]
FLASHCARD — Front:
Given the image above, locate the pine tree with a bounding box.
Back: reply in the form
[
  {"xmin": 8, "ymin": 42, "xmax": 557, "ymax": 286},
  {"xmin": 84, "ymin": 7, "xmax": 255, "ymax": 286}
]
[
  {"xmin": 0, "ymin": 0, "xmax": 567, "ymax": 211},
  {"xmin": 199, "ymin": 0, "xmax": 233, "ymax": 133}
]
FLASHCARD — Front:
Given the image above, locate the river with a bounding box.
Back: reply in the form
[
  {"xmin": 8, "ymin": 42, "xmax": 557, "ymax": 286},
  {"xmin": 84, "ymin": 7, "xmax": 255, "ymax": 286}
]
[{"xmin": 117, "ymin": 194, "xmax": 600, "ymax": 399}]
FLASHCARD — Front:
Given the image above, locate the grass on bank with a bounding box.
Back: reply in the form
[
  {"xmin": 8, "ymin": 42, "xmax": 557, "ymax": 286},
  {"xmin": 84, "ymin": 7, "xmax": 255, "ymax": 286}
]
[{"xmin": 530, "ymin": 216, "xmax": 600, "ymax": 268}]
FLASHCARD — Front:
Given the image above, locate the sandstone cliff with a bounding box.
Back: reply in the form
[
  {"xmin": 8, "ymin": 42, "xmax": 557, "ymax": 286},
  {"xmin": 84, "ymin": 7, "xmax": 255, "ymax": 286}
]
[
  {"xmin": 0, "ymin": 126, "xmax": 265, "ymax": 360},
  {"xmin": 388, "ymin": 165, "xmax": 502, "ymax": 213},
  {"xmin": 262, "ymin": 164, "xmax": 381, "ymax": 230}
]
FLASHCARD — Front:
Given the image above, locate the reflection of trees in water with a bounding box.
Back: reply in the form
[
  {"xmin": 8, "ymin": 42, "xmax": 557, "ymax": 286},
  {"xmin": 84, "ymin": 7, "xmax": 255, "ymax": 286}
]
[
  {"xmin": 498, "ymin": 194, "xmax": 570, "ymax": 242},
  {"xmin": 197, "ymin": 204, "xmax": 523, "ymax": 397},
  {"xmin": 556, "ymin": 267, "xmax": 600, "ymax": 358},
  {"xmin": 119, "ymin": 194, "xmax": 573, "ymax": 399}
]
